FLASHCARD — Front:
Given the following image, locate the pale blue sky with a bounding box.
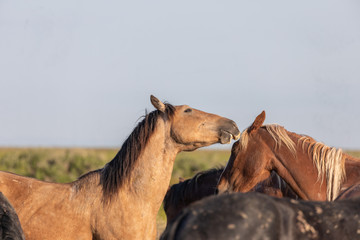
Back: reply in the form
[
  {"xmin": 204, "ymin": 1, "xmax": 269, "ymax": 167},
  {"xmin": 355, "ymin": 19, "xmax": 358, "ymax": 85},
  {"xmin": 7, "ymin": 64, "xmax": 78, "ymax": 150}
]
[{"xmin": 1, "ymin": 1, "xmax": 360, "ymax": 149}]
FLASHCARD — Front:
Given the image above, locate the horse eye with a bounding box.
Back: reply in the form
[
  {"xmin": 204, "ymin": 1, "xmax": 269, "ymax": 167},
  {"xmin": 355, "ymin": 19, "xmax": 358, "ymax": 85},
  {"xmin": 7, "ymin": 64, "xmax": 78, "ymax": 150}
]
[{"xmin": 184, "ymin": 108, "xmax": 192, "ymax": 113}]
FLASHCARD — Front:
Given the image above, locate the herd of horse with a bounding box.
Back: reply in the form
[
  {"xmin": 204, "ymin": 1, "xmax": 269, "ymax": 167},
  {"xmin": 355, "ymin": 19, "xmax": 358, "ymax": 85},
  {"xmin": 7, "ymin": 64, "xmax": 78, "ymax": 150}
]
[
  {"xmin": 0, "ymin": 96, "xmax": 359, "ymax": 239},
  {"xmin": 161, "ymin": 111, "xmax": 360, "ymax": 239}
]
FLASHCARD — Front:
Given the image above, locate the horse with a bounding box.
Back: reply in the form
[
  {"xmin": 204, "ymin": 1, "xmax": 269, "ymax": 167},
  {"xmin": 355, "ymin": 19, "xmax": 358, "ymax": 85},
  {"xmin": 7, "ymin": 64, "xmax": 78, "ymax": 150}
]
[
  {"xmin": 335, "ymin": 183, "xmax": 360, "ymax": 200},
  {"xmin": 163, "ymin": 167, "xmax": 298, "ymax": 224},
  {"xmin": 0, "ymin": 192, "xmax": 25, "ymax": 240},
  {"xmin": 217, "ymin": 111, "xmax": 360, "ymax": 201},
  {"xmin": 160, "ymin": 192, "xmax": 360, "ymax": 240},
  {"xmin": 0, "ymin": 95, "xmax": 240, "ymax": 240},
  {"xmin": 163, "ymin": 167, "xmax": 224, "ymax": 224}
]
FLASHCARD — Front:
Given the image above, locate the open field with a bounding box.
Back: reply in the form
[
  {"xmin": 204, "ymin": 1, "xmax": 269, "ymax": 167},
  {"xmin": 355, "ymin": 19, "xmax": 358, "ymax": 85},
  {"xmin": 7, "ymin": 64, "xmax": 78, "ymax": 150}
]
[{"xmin": 1, "ymin": 148, "xmax": 359, "ymax": 238}]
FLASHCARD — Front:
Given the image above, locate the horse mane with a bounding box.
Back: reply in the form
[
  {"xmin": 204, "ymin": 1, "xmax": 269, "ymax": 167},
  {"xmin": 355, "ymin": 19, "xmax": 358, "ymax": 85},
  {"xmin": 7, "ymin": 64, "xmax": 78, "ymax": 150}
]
[
  {"xmin": 298, "ymin": 136, "xmax": 345, "ymax": 201},
  {"xmin": 163, "ymin": 167, "xmax": 224, "ymax": 214},
  {"xmin": 264, "ymin": 124, "xmax": 296, "ymax": 154},
  {"xmin": 100, "ymin": 103, "xmax": 175, "ymax": 201},
  {"xmin": 238, "ymin": 124, "xmax": 296, "ymax": 154},
  {"xmin": 261, "ymin": 124, "xmax": 345, "ymax": 201}
]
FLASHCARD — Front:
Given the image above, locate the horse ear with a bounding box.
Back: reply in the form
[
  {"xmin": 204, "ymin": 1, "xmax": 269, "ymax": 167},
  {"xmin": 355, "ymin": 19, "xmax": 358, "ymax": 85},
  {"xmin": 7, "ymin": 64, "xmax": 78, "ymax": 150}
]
[
  {"xmin": 248, "ymin": 111, "xmax": 265, "ymax": 133},
  {"xmin": 150, "ymin": 95, "xmax": 166, "ymax": 113}
]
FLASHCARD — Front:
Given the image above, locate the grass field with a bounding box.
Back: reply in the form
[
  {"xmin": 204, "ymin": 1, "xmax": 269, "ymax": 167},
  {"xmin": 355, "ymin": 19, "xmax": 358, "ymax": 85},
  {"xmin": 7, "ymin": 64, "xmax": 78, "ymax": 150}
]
[{"xmin": 0, "ymin": 147, "xmax": 231, "ymax": 238}]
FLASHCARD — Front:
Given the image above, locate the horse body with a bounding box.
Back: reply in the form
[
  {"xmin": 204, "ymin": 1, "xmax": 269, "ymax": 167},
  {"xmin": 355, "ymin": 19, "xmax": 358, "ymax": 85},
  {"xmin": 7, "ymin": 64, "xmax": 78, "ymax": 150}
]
[
  {"xmin": 0, "ymin": 171, "xmax": 92, "ymax": 239},
  {"xmin": 218, "ymin": 111, "xmax": 360, "ymax": 201},
  {"xmin": 164, "ymin": 167, "xmax": 298, "ymax": 224},
  {"xmin": 164, "ymin": 168, "xmax": 224, "ymax": 224},
  {"xmin": 0, "ymin": 95, "xmax": 240, "ymax": 240},
  {"xmin": 161, "ymin": 192, "xmax": 360, "ymax": 240}
]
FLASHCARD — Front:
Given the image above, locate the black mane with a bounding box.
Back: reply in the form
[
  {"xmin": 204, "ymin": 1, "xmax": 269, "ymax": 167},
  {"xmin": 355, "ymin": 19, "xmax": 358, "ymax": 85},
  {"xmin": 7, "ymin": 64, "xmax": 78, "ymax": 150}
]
[
  {"xmin": 100, "ymin": 104, "xmax": 175, "ymax": 201},
  {"xmin": 163, "ymin": 167, "xmax": 224, "ymax": 214},
  {"xmin": 0, "ymin": 192, "xmax": 25, "ymax": 240}
]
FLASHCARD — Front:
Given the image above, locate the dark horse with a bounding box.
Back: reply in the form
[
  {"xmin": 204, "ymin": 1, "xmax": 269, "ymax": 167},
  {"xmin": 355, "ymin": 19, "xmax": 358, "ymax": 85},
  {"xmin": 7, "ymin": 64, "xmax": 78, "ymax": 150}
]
[
  {"xmin": 164, "ymin": 167, "xmax": 298, "ymax": 224},
  {"xmin": 161, "ymin": 192, "xmax": 360, "ymax": 240},
  {"xmin": 0, "ymin": 192, "xmax": 25, "ymax": 240},
  {"xmin": 163, "ymin": 168, "xmax": 224, "ymax": 224}
]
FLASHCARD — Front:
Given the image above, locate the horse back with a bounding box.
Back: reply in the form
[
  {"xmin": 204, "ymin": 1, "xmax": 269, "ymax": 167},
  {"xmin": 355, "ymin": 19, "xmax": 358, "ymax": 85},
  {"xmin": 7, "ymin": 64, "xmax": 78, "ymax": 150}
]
[
  {"xmin": 0, "ymin": 171, "xmax": 67, "ymax": 203},
  {"xmin": 0, "ymin": 171, "xmax": 93, "ymax": 239}
]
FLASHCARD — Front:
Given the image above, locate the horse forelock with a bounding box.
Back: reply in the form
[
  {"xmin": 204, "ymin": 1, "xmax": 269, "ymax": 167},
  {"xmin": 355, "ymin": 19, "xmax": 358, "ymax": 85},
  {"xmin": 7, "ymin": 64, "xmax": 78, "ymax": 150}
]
[
  {"xmin": 100, "ymin": 103, "xmax": 175, "ymax": 202},
  {"xmin": 298, "ymin": 137, "xmax": 346, "ymax": 201},
  {"xmin": 238, "ymin": 130, "xmax": 249, "ymax": 152}
]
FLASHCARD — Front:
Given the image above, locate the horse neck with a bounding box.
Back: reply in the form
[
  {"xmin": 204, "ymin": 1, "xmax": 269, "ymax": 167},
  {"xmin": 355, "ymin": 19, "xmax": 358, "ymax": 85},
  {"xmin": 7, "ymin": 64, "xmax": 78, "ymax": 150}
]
[
  {"xmin": 270, "ymin": 134, "xmax": 327, "ymax": 201},
  {"xmin": 185, "ymin": 169, "xmax": 222, "ymax": 203},
  {"xmin": 342, "ymin": 153, "xmax": 360, "ymax": 188},
  {"xmin": 125, "ymin": 119, "xmax": 178, "ymax": 213},
  {"xmin": 89, "ymin": 119, "xmax": 179, "ymax": 239}
]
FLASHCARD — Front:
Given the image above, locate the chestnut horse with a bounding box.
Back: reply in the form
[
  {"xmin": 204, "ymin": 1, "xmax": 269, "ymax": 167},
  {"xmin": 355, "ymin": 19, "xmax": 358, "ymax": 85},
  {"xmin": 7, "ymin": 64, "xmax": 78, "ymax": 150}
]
[
  {"xmin": 161, "ymin": 192, "xmax": 360, "ymax": 240},
  {"xmin": 218, "ymin": 111, "xmax": 360, "ymax": 201},
  {"xmin": 0, "ymin": 95, "xmax": 240, "ymax": 240},
  {"xmin": 163, "ymin": 168, "xmax": 298, "ymax": 224}
]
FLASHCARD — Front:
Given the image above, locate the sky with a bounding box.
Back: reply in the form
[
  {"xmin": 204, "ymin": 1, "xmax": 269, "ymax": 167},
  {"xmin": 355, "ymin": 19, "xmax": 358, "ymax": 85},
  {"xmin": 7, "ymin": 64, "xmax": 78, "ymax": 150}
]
[{"xmin": 1, "ymin": 1, "xmax": 360, "ymax": 150}]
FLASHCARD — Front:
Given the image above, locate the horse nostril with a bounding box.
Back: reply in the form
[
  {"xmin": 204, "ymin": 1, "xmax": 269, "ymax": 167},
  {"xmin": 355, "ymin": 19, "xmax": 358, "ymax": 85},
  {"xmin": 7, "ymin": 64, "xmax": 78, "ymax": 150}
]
[{"xmin": 214, "ymin": 188, "xmax": 219, "ymax": 195}]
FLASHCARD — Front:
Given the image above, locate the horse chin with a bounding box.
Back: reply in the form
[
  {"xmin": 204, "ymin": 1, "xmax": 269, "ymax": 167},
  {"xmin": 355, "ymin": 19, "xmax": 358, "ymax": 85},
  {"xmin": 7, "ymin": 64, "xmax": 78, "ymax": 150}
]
[{"xmin": 220, "ymin": 130, "xmax": 235, "ymax": 144}]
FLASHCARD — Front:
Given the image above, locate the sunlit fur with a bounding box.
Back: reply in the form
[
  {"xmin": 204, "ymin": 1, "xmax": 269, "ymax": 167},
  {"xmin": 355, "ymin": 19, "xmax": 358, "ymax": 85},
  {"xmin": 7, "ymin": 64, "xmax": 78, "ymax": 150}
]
[
  {"xmin": 265, "ymin": 124, "xmax": 296, "ymax": 155},
  {"xmin": 299, "ymin": 136, "xmax": 345, "ymax": 201},
  {"xmin": 99, "ymin": 103, "xmax": 175, "ymax": 201},
  {"xmin": 237, "ymin": 130, "xmax": 249, "ymax": 152},
  {"xmin": 238, "ymin": 124, "xmax": 296, "ymax": 155},
  {"xmin": 0, "ymin": 96, "xmax": 240, "ymax": 240},
  {"xmin": 239, "ymin": 124, "xmax": 345, "ymax": 201}
]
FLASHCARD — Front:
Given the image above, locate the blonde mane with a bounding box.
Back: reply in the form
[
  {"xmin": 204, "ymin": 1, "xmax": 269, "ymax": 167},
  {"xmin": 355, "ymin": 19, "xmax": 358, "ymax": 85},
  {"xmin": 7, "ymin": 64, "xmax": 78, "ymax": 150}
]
[
  {"xmin": 240, "ymin": 124, "xmax": 345, "ymax": 201},
  {"xmin": 238, "ymin": 130, "xmax": 249, "ymax": 152},
  {"xmin": 265, "ymin": 124, "xmax": 346, "ymax": 201},
  {"xmin": 264, "ymin": 124, "xmax": 296, "ymax": 155},
  {"xmin": 299, "ymin": 136, "xmax": 345, "ymax": 201}
]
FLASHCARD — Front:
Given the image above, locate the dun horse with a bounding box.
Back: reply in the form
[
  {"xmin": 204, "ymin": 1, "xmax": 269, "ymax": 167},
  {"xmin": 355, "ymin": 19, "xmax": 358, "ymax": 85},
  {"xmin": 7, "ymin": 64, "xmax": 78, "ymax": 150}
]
[
  {"xmin": 161, "ymin": 192, "xmax": 360, "ymax": 240},
  {"xmin": 0, "ymin": 96, "xmax": 240, "ymax": 240},
  {"xmin": 217, "ymin": 111, "xmax": 360, "ymax": 201},
  {"xmin": 164, "ymin": 168, "xmax": 297, "ymax": 224}
]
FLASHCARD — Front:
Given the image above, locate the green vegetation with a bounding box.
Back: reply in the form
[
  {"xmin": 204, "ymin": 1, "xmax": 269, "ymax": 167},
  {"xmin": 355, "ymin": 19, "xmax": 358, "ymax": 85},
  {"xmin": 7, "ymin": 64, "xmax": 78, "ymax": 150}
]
[
  {"xmin": 0, "ymin": 148, "xmax": 116, "ymax": 182},
  {"xmin": 0, "ymin": 148, "xmax": 230, "ymax": 184}
]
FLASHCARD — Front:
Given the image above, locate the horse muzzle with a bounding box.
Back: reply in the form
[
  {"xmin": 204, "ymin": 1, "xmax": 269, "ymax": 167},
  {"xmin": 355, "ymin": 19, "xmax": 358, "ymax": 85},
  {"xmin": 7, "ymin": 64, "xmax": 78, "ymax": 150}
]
[{"xmin": 219, "ymin": 121, "xmax": 240, "ymax": 144}]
